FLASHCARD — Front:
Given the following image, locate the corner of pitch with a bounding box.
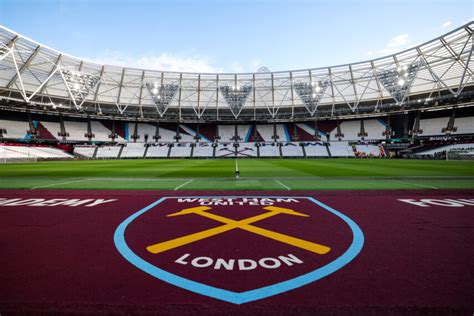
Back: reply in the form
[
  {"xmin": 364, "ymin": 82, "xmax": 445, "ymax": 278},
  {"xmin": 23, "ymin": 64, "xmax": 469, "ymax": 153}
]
[{"xmin": 146, "ymin": 198, "xmax": 331, "ymax": 272}]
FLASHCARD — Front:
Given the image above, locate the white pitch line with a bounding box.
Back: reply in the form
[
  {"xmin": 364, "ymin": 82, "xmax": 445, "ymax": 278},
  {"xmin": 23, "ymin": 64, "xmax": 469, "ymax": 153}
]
[
  {"xmin": 174, "ymin": 179, "xmax": 194, "ymax": 190},
  {"xmin": 275, "ymin": 179, "xmax": 291, "ymax": 191},
  {"xmin": 31, "ymin": 179, "xmax": 90, "ymax": 190},
  {"xmin": 386, "ymin": 179, "xmax": 438, "ymax": 190}
]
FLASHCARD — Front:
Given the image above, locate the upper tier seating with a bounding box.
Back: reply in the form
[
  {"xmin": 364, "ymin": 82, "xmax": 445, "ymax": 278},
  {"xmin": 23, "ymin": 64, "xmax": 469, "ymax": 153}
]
[
  {"xmin": 296, "ymin": 123, "xmax": 320, "ymax": 139},
  {"xmin": 256, "ymin": 124, "xmax": 288, "ymax": 142},
  {"xmin": 363, "ymin": 120, "xmax": 386, "ymax": 140},
  {"xmin": 0, "ymin": 119, "xmax": 29, "ymax": 139},
  {"xmin": 256, "ymin": 125, "xmax": 274, "ymax": 142},
  {"xmin": 330, "ymin": 121, "xmax": 358, "ymax": 141},
  {"xmin": 217, "ymin": 125, "xmax": 235, "ymax": 142},
  {"xmin": 180, "ymin": 125, "xmax": 213, "ymax": 142},
  {"xmin": 417, "ymin": 117, "xmax": 449, "ymax": 136},
  {"xmin": 280, "ymin": 143, "xmax": 304, "ymax": 157},
  {"xmin": 452, "ymin": 117, "xmax": 474, "ymax": 135},
  {"xmin": 64, "ymin": 121, "xmax": 89, "ymax": 141},
  {"xmin": 91, "ymin": 121, "xmax": 114, "ymax": 142},
  {"xmin": 237, "ymin": 125, "xmax": 251, "ymax": 142},
  {"xmin": 39, "ymin": 121, "xmax": 61, "ymax": 139},
  {"xmin": 128, "ymin": 123, "xmax": 155, "ymax": 142}
]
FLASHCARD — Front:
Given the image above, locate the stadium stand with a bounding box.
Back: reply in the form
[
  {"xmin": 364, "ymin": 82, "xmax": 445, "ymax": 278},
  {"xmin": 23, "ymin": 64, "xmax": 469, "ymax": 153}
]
[
  {"xmin": 236, "ymin": 143, "xmax": 258, "ymax": 157},
  {"xmin": 257, "ymin": 124, "xmax": 288, "ymax": 142},
  {"xmin": 417, "ymin": 117, "xmax": 450, "ymax": 136},
  {"xmin": 95, "ymin": 146, "xmax": 121, "ymax": 158},
  {"xmin": 413, "ymin": 143, "xmax": 474, "ymax": 157},
  {"xmin": 303, "ymin": 143, "xmax": 329, "ymax": 157},
  {"xmin": 128, "ymin": 123, "xmax": 155, "ymax": 142},
  {"xmin": 64, "ymin": 121, "xmax": 89, "ymax": 141},
  {"xmin": 280, "ymin": 142, "xmax": 304, "ymax": 157},
  {"xmin": 146, "ymin": 144, "xmax": 170, "ymax": 158},
  {"xmin": 237, "ymin": 125, "xmax": 251, "ymax": 142},
  {"xmin": 0, "ymin": 111, "xmax": 471, "ymax": 161},
  {"xmin": 217, "ymin": 125, "xmax": 236, "ymax": 142},
  {"xmin": 355, "ymin": 144, "xmax": 384, "ymax": 157},
  {"xmin": 258, "ymin": 143, "xmax": 281, "ymax": 157},
  {"xmin": 33, "ymin": 121, "xmax": 56, "ymax": 140},
  {"xmin": 330, "ymin": 120, "xmax": 359, "ymax": 141},
  {"xmin": 215, "ymin": 143, "xmax": 236, "ymax": 157},
  {"xmin": 39, "ymin": 120, "xmax": 62, "ymax": 140},
  {"xmin": 73, "ymin": 145, "xmax": 96, "ymax": 158},
  {"xmin": 91, "ymin": 121, "xmax": 115, "ymax": 142},
  {"xmin": 0, "ymin": 145, "xmax": 72, "ymax": 160},
  {"xmin": 195, "ymin": 124, "xmax": 217, "ymax": 142},
  {"xmin": 295, "ymin": 123, "xmax": 320, "ymax": 140},
  {"xmin": 192, "ymin": 142, "xmax": 214, "ymax": 157},
  {"xmin": 363, "ymin": 119, "xmax": 386, "ymax": 140},
  {"xmin": 169, "ymin": 143, "xmax": 192, "ymax": 158},
  {"xmin": 121, "ymin": 143, "xmax": 146, "ymax": 158},
  {"xmin": 328, "ymin": 142, "xmax": 355, "ymax": 157},
  {"xmin": 452, "ymin": 117, "xmax": 474, "ymax": 135},
  {"xmin": 0, "ymin": 119, "xmax": 29, "ymax": 139},
  {"xmin": 0, "ymin": 23, "xmax": 472, "ymax": 162}
]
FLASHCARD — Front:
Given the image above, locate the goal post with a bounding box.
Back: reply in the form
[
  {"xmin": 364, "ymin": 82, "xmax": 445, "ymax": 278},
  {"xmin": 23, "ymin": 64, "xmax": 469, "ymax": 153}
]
[{"xmin": 235, "ymin": 158, "xmax": 240, "ymax": 178}]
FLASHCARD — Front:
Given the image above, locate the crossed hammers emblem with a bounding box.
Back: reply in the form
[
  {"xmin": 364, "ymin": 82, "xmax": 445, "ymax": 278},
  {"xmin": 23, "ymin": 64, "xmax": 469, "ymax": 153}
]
[{"xmin": 147, "ymin": 206, "xmax": 331, "ymax": 255}]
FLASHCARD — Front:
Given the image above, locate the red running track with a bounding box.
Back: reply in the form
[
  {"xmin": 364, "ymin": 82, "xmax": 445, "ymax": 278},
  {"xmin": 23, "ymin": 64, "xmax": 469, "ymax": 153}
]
[{"xmin": 0, "ymin": 189, "xmax": 473, "ymax": 315}]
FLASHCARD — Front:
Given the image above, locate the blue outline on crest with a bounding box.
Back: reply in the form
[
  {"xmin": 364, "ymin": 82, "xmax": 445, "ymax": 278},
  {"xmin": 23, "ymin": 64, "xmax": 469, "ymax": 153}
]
[{"xmin": 114, "ymin": 196, "xmax": 364, "ymax": 304}]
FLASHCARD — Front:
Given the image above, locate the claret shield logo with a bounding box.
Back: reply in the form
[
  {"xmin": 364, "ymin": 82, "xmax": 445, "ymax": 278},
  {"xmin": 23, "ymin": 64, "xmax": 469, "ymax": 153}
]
[{"xmin": 114, "ymin": 196, "xmax": 364, "ymax": 304}]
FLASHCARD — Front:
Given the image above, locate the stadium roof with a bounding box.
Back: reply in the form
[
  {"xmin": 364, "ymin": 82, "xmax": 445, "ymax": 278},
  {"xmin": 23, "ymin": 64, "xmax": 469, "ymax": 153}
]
[{"xmin": 0, "ymin": 22, "xmax": 472, "ymax": 121}]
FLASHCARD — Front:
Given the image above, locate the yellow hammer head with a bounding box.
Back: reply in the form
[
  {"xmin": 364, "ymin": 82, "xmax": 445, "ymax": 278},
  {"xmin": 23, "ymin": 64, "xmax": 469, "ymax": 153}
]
[
  {"xmin": 262, "ymin": 206, "xmax": 309, "ymax": 217},
  {"xmin": 167, "ymin": 206, "xmax": 212, "ymax": 217}
]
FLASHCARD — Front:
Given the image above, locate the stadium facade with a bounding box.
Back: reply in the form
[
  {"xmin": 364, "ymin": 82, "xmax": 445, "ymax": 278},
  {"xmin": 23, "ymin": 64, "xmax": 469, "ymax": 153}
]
[{"xmin": 0, "ymin": 23, "xmax": 473, "ymax": 160}]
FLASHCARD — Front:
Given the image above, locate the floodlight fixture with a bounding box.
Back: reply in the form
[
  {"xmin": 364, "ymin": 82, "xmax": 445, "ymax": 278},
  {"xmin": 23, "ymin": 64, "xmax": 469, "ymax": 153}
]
[
  {"xmin": 294, "ymin": 79, "xmax": 330, "ymax": 115},
  {"xmin": 145, "ymin": 82, "xmax": 179, "ymax": 117},
  {"xmin": 377, "ymin": 61, "xmax": 421, "ymax": 104},
  {"xmin": 220, "ymin": 84, "xmax": 253, "ymax": 118}
]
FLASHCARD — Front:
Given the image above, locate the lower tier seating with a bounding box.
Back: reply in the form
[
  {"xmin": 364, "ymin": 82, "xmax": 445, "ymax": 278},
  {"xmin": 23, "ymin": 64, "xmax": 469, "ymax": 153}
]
[
  {"xmin": 0, "ymin": 145, "xmax": 72, "ymax": 159},
  {"xmin": 328, "ymin": 142, "xmax": 355, "ymax": 157}
]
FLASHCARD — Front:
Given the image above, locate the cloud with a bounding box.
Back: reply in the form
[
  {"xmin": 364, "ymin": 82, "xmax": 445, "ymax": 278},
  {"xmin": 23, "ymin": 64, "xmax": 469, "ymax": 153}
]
[
  {"xmin": 386, "ymin": 34, "xmax": 409, "ymax": 48},
  {"xmin": 83, "ymin": 50, "xmax": 222, "ymax": 73},
  {"xmin": 229, "ymin": 62, "xmax": 244, "ymax": 73},
  {"xmin": 441, "ymin": 21, "xmax": 452, "ymax": 28},
  {"xmin": 366, "ymin": 33, "xmax": 410, "ymax": 57}
]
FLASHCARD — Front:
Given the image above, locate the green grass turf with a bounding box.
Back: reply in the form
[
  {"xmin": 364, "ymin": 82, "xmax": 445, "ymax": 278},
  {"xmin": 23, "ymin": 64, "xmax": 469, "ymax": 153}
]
[{"xmin": 0, "ymin": 158, "xmax": 473, "ymax": 190}]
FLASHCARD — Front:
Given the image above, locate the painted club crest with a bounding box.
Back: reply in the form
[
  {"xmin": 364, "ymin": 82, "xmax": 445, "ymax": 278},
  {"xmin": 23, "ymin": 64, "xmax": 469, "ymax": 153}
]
[{"xmin": 114, "ymin": 196, "xmax": 364, "ymax": 304}]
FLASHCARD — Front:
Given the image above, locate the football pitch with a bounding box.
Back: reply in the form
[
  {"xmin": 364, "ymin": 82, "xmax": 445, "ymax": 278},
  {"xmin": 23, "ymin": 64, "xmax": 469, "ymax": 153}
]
[{"xmin": 1, "ymin": 158, "xmax": 473, "ymax": 190}]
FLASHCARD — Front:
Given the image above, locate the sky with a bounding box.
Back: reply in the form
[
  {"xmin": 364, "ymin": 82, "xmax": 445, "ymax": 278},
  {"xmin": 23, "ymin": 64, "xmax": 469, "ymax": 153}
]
[{"xmin": 0, "ymin": 0, "xmax": 472, "ymax": 73}]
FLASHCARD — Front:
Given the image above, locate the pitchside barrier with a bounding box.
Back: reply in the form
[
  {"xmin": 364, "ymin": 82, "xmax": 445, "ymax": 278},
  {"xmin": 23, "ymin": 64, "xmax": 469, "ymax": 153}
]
[
  {"xmin": 446, "ymin": 149, "xmax": 474, "ymax": 160},
  {"xmin": 0, "ymin": 157, "xmax": 37, "ymax": 163}
]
